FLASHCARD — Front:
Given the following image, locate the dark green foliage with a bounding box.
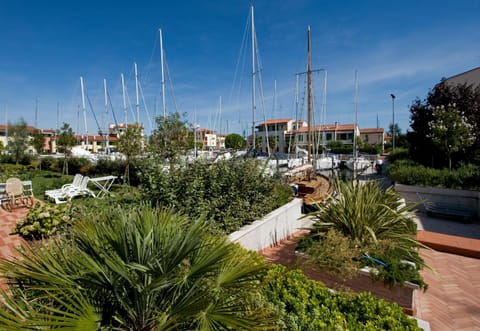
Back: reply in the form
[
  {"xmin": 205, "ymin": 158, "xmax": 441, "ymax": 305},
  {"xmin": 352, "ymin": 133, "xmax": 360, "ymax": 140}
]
[
  {"xmin": 262, "ymin": 265, "xmax": 422, "ymax": 330},
  {"xmin": 408, "ymin": 81, "xmax": 480, "ymax": 167},
  {"xmin": 138, "ymin": 158, "xmax": 293, "ymax": 234},
  {"xmin": 389, "ymin": 161, "xmax": 480, "ymax": 190},
  {"xmin": 361, "ymin": 248, "xmax": 428, "ymax": 290},
  {"xmin": 7, "ymin": 118, "xmax": 30, "ymax": 165},
  {"xmin": 66, "ymin": 157, "xmax": 91, "ymax": 175},
  {"xmin": 38, "ymin": 156, "xmax": 60, "ymax": 171},
  {"xmin": 359, "ymin": 143, "xmax": 381, "ymax": 155},
  {"xmin": 388, "ymin": 147, "xmax": 410, "ymax": 163},
  {"xmin": 225, "ymin": 133, "xmax": 247, "ymax": 150},
  {"xmin": 327, "ymin": 141, "xmax": 353, "ymax": 154}
]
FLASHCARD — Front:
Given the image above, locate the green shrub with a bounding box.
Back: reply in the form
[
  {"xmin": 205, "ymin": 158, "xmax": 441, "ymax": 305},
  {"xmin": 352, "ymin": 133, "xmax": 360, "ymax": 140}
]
[
  {"xmin": 138, "ymin": 158, "xmax": 293, "ymax": 234},
  {"xmin": 67, "ymin": 157, "xmax": 92, "ymax": 175},
  {"xmin": 389, "ymin": 161, "xmax": 480, "ymax": 190},
  {"xmin": 359, "ymin": 144, "xmax": 382, "ymax": 155},
  {"xmin": 388, "ymin": 147, "xmax": 410, "ymax": 163},
  {"xmin": 12, "ymin": 202, "xmax": 74, "ymax": 240},
  {"xmin": 262, "ymin": 265, "xmax": 421, "ymax": 330},
  {"xmin": 38, "ymin": 156, "xmax": 60, "ymax": 172}
]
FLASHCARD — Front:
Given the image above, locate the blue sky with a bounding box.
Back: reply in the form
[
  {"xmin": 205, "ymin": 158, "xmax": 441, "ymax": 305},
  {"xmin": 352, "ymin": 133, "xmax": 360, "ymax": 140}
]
[{"xmin": 1, "ymin": 0, "xmax": 479, "ymax": 137}]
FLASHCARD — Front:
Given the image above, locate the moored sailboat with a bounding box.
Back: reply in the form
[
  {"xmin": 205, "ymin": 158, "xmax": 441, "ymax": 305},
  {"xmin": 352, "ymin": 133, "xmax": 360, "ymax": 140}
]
[{"xmin": 290, "ymin": 26, "xmax": 333, "ymax": 211}]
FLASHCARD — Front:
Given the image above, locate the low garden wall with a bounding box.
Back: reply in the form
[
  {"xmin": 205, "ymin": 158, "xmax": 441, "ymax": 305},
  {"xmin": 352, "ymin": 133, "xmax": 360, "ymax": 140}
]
[
  {"xmin": 395, "ymin": 183, "xmax": 480, "ymax": 218},
  {"xmin": 302, "ymin": 265, "xmax": 419, "ymax": 315},
  {"xmin": 228, "ymin": 198, "xmax": 306, "ymax": 251}
]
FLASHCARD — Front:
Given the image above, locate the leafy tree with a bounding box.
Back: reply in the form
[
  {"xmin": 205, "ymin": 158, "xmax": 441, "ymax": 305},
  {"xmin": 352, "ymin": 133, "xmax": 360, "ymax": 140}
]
[
  {"xmin": 117, "ymin": 126, "xmax": 143, "ymax": 184},
  {"xmin": 31, "ymin": 129, "xmax": 45, "ymax": 155},
  {"xmin": 225, "ymin": 133, "xmax": 246, "ymax": 150},
  {"xmin": 0, "ymin": 205, "xmax": 276, "ymax": 330},
  {"xmin": 7, "ymin": 118, "xmax": 29, "ymax": 165},
  {"xmin": 429, "ymin": 104, "xmax": 474, "ymax": 171},
  {"xmin": 56, "ymin": 122, "xmax": 76, "ymax": 175},
  {"xmin": 149, "ymin": 112, "xmax": 193, "ymax": 163},
  {"xmin": 408, "ymin": 81, "xmax": 480, "ymax": 167},
  {"xmin": 387, "ymin": 123, "xmax": 402, "ymax": 137}
]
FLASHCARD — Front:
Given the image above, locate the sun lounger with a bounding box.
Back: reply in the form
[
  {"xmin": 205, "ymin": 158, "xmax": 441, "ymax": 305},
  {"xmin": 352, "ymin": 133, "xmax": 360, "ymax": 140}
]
[{"xmin": 45, "ymin": 175, "xmax": 95, "ymax": 204}]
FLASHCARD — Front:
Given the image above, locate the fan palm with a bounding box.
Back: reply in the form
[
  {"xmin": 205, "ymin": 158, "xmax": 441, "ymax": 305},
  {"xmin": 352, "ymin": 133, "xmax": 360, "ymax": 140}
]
[{"xmin": 0, "ymin": 205, "xmax": 275, "ymax": 330}]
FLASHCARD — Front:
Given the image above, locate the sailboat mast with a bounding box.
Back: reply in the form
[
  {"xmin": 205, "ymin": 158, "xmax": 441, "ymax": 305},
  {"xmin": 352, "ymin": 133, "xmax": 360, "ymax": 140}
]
[
  {"xmin": 121, "ymin": 73, "xmax": 127, "ymax": 126},
  {"xmin": 353, "ymin": 70, "xmax": 359, "ymax": 170},
  {"xmin": 134, "ymin": 62, "xmax": 140, "ymax": 124},
  {"xmin": 103, "ymin": 78, "xmax": 109, "ymax": 152},
  {"xmin": 159, "ymin": 28, "xmax": 167, "ymax": 119},
  {"xmin": 322, "ymin": 70, "xmax": 327, "ymax": 151},
  {"xmin": 251, "ymin": 4, "xmax": 256, "ymax": 150},
  {"xmin": 80, "ymin": 76, "xmax": 88, "ymax": 150},
  {"xmin": 307, "ymin": 26, "xmax": 313, "ymax": 163}
]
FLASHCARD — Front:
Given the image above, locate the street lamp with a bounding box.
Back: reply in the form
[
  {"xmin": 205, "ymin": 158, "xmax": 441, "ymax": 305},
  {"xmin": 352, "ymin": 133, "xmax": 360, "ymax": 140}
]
[{"xmin": 390, "ymin": 94, "xmax": 396, "ymax": 152}]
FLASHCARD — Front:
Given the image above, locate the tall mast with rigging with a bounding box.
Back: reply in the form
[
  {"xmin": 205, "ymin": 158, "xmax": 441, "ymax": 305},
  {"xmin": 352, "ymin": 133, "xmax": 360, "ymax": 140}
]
[
  {"xmin": 251, "ymin": 4, "xmax": 256, "ymax": 150},
  {"xmin": 307, "ymin": 26, "xmax": 313, "ymax": 164},
  {"xmin": 80, "ymin": 76, "xmax": 88, "ymax": 150},
  {"xmin": 159, "ymin": 28, "xmax": 167, "ymax": 119}
]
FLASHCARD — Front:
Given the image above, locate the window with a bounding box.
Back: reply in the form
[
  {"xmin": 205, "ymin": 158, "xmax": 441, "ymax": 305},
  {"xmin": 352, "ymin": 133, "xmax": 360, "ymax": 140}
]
[{"xmin": 326, "ymin": 133, "xmax": 332, "ymax": 140}]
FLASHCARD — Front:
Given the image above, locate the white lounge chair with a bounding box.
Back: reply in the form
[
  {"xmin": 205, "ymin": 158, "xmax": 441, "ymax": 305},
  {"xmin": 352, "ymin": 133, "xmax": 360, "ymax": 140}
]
[
  {"xmin": 45, "ymin": 175, "xmax": 95, "ymax": 204},
  {"xmin": 45, "ymin": 174, "xmax": 84, "ymax": 197}
]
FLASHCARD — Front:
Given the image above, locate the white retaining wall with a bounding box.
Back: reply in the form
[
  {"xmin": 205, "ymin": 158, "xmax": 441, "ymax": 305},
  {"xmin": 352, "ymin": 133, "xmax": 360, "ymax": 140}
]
[
  {"xmin": 228, "ymin": 198, "xmax": 307, "ymax": 251},
  {"xmin": 395, "ymin": 184, "xmax": 480, "ymax": 218}
]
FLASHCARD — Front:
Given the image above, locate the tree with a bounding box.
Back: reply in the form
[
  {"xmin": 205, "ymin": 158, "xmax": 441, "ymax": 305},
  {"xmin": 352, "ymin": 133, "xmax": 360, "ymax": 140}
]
[
  {"xmin": 225, "ymin": 133, "xmax": 246, "ymax": 150},
  {"xmin": 429, "ymin": 104, "xmax": 474, "ymax": 171},
  {"xmin": 149, "ymin": 112, "xmax": 193, "ymax": 162},
  {"xmin": 0, "ymin": 205, "xmax": 275, "ymax": 330},
  {"xmin": 117, "ymin": 126, "xmax": 143, "ymax": 184},
  {"xmin": 56, "ymin": 123, "xmax": 76, "ymax": 175},
  {"xmin": 31, "ymin": 129, "xmax": 45, "ymax": 155},
  {"xmin": 408, "ymin": 81, "xmax": 480, "ymax": 167},
  {"xmin": 387, "ymin": 123, "xmax": 402, "ymax": 138},
  {"xmin": 7, "ymin": 118, "xmax": 29, "ymax": 165}
]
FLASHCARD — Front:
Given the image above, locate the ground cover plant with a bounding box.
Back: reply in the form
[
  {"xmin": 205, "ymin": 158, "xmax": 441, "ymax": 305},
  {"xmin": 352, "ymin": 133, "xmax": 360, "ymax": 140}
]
[{"xmin": 262, "ymin": 265, "xmax": 421, "ymax": 330}]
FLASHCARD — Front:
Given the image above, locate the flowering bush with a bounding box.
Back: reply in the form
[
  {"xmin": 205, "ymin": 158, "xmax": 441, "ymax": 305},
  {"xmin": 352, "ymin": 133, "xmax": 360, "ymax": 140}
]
[{"xmin": 12, "ymin": 202, "xmax": 73, "ymax": 240}]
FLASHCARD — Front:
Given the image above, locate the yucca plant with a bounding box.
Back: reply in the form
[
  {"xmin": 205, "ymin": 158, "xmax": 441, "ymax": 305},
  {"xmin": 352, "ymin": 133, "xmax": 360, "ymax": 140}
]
[
  {"xmin": 302, "ymin": 179, "xmax": 427, "ymax": 287},
  {"xmin": 0, "ymin": 205, "xmax": 276, "ymax": 330}
]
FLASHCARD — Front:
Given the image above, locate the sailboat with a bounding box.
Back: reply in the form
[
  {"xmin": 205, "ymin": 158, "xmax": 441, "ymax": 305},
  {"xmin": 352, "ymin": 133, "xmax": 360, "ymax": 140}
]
[
  {"xmin": 346, "ymin": 71, "xmax": 371, "ymax": 173},
  {"xmin": 289, "ymin": 26, "xmax": 333, "ymax": 212}
]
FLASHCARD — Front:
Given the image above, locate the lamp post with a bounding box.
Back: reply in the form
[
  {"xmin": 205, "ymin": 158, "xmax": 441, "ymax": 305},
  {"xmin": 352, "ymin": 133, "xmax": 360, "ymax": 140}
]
[{"xmin": 390, "ymin": 94, "xmax": 396, "ymax": 152}]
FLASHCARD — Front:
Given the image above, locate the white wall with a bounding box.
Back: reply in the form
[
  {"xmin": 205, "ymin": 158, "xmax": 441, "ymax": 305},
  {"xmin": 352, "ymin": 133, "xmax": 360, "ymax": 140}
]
[{"xmin": 228, "ymin": 198, "xmax": 307, "ymax": 251}]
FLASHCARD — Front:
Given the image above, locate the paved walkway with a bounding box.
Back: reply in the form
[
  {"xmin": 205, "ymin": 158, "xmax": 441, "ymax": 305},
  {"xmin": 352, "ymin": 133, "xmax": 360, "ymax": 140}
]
[{"xmin": 0, "ymin": 205, "xmax": 28, "ymax": 261}]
